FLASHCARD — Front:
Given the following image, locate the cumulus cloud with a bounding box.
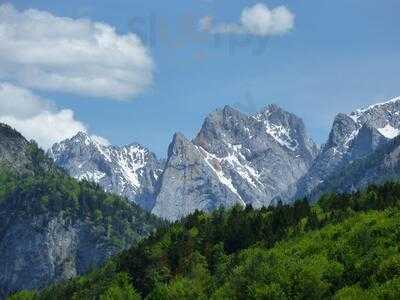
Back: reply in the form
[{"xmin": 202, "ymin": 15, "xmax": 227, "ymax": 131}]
[
  {"xmin": 0, "ymin": 4, "xmax": 154, "ymax": 100},
  {"xmin": 0, "ymin": 83, "xmax": 52, "ymax": 118},
  {"xmin": 199, "ymin": 3, "xmax": 294, "ymax": 36},
  {"xmin": 0, "ymin": 110, "xmax": 87, "ymax": 150},
  {"xmin": 0, "ymin": 82, "xmax": 90, "ymax": 149}
]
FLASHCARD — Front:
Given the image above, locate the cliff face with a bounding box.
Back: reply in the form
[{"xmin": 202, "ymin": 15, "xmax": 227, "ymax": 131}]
[
  {"xmin": 153, "ymin": 105, "xmax": 318, "ymax": 220},
  {"xmin": 48, "ymin": 97, "xmax": 400, "ymax": 221},
  {"xmin": 0, "ymin": 213, "xmax": 115, "ymax": 297},
  {"xmin": 0, "ymin": 124, "xmax": 161, "ymax": 299},
  {"xmin": 295, "ymin": 96, "xmax": 400, "ymax": 200},
  {"xmin": 308, "ymin": 136, "xmax": 400, "ymax": 200},
  {"xmin": 50, "ymin": 105, "xmax": 317, "ymax": 222}
]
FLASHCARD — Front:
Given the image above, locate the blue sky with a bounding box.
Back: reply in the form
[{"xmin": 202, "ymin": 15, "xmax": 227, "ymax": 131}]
[{"xmin": 2, "ymin": 0, "xmax": 400, "ymax": 157}]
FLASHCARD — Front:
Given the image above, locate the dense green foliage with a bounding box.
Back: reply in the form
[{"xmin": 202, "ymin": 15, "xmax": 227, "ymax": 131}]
[
  {"xmin": 0, "ymin": 142, "xmax": 162, "ymax": 250},
  {"xmin": 7, "ymin": 262, "xmax": 141, "ymax": 300},
  {"xmin": 9, "ymin": 181, "xmax": 400, "ymax": 299}
]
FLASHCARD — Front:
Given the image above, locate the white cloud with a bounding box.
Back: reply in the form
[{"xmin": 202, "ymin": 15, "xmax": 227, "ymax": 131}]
[
  {"xmin": 0, "ymin": 4, "xmax": 154, "ymax": 100},
  {"xmin": 0, "ymin": 82, "xmax": 52, "ymax": 118},
  {"xmin": 0, "ymin": 109, "xmax": 86, "ymax": 150},
  {"xmin": 0, "ymin": 82, "xmax": 90, "ymax": 149},
  {"xmin": 199, "ymin": 3, "xmax": 294, "ymax": 36}
]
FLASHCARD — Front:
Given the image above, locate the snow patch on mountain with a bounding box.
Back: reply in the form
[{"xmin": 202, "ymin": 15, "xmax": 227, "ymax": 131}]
[
  {"xmin": 378, "ymin": 124, "xmax": 400, "ymax": 139},
  {"xmin": 255, "ymin": 108, "xmax": 299, "ymax": 152},
  {"xmin": 50, "ymin": 132, "xmax": 163, "ymax": 210},
  {"xmin": 350, "ymin": 96, "xmax": 400, "ymax": 120},
  {"xmin": 197, "ymin": 141, "xmax": 263, "ymax": 201},
  {"xmin": 198, "ymin": 146, "xmax": 245, "ymax": 205},
  {"xmin": 295, "ymin": 95, "xmax": 400, "ymax": 201},
  {"xmin": 116, "ymin": 145, "xmax": 148, "ymax": 188},
  {"xmin": 78, "ymin": 170, "xmax": 106, "ymax": 183},
  {"xmin": 264, "ymin": 122, "xmax": 298, "ymax": 151},
  {"xmin": 344, "ymin": 129, "xmax": 360, "ymax": 148},
  {"xmin": 152, "ymin": 104, "xmax": 318, "ymax": 220},
  {"xmin": 345, "ymin": 96, "xmax": 400, "ymax": 146}
]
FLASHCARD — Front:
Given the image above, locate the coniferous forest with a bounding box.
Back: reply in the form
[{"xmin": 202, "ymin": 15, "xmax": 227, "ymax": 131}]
[{"xmin": 9, "ymin": 181, "xmax": 400, "ymax": 299}]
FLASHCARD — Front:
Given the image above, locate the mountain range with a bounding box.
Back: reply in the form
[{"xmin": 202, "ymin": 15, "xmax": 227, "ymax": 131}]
[
  {"xmin": 51, "ymin": 104, "xmax": 319, "ymax": 221},
  {"xmin": 50, "ymin": 96, "xmax": 400, "ymax": 220},
  {"xmin": 2, "ymin": 96, "xmax": 400, "ymax": 298}
]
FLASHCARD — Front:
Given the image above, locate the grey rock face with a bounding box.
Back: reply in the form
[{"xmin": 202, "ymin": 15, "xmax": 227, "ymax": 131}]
[
  {"xmin": 0, "ymin": 124, "xmax": 30, "ymax": 173},
  {"xmin": 296, "ymin": 96, "xmax": 400, "ymax": 200},
  {"xmin": 0, "ymin": 213, "xmax": 115, "ymax": 298},
  {"xmin": 0, "ymin": 125, "xmax": 160, "ymax": 298},
  {"xmin": 50, "ymin": 132, "xmax": 163, "ymax": 210},
  {"xmin": 151, "ymin": 133, "xmax": 245, "ymax": 221},
  {"xmin": 310, "ymin": 136, "xmax": 400, "ymax": 199},
  {"xmin": 153, "ymin": 105, "xmax": 318, "ymax": 220}
]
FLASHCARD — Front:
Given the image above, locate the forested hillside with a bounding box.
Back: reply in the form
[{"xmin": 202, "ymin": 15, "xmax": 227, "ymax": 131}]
[
  {"xmin": 11, "ymin": 181, "xmax": 400, "ymax": 299},
  {"xmin": 0, "ymin": 125, "xmax": 162, "ymax": 298},
  {"xmin": 0, "ymin": 143, "xmax": 162, "ymax": 250}
]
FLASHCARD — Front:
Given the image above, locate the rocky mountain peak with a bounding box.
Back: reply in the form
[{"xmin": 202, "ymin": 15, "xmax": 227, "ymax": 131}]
[
  {"xmin": 324, "ymin": 96, "xmax": 400, "ymax": 154},
  {"xmin": 50, "ymin": 132, "xmax": 163, "ymax": 211},
  {"xmin": 0, "ymin": 123, "xmax": 26, "ymax": 141},
  {"xmin": 0, "ymin": 123, "xmax": 28, "ymax": 151},
  {"xmin": 295, "ymin": 96, "xmax": 400, "ymax": 200},
  {"xmin": 349, "ymin": 96, "xmax": 400, "ymax": 120},
  {"xmin": 50, "ymin": 103, "xmax": 319, "ymax": 221},
  {"xmin": 168, "ymin": 132, "xmax": 192, "ymax": 157},
  {"xmin": 204, "ymin": 105, "xmax": 247, "ymax": 131},
  {"xmin": 257, "ymin": 103, "xmax": 285, "ymax": 117},
  {"xmin": 73, "ymin": 131, "xmax": 91, "ymax": 142},
  {"xmin": 222, "ymin": 104, "xmax": 241, "ymax": 115},
  {"xmin": 348, "ymin": 96, "xmax": 400, "ymax": 140},
  {"xmin": 255, "ymin": 105, "xmax": 318, "ymax": 156},
  {"xmin": 325, "ymin": 113, "xmax": 359, "ymax": 150},
  {"xmin": 152, "ymin": 104, "xmax": 318, "ymax": 220}
]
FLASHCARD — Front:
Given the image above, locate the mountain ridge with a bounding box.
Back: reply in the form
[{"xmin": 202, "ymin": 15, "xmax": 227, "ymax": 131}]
[
  {"xmin": 49, "ymin": 97, "xmax": 400, "ymax": 220},
  {"xmin": 153, "ymin": 104, "xmax": 318, "ymax": 220},
  {"xmin": 50, "ymin": 132, "xmax": 164, "ymax": 211},
  {"xmin": 0, "ymin": 125, "xmax": 162, "ymax": 298},
  {"xmin": 294, "ymin": 96, "xmax": 400, "ymax": 200}
]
